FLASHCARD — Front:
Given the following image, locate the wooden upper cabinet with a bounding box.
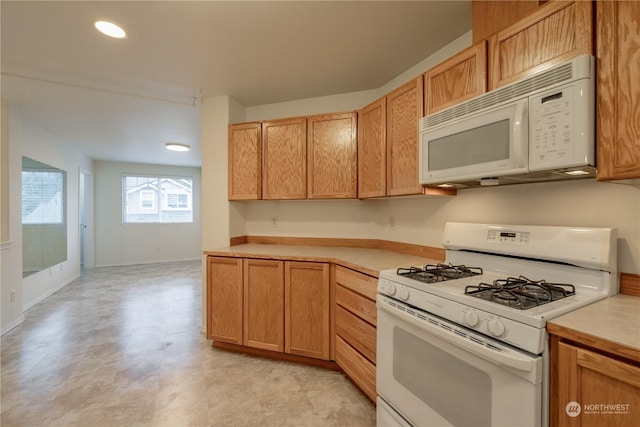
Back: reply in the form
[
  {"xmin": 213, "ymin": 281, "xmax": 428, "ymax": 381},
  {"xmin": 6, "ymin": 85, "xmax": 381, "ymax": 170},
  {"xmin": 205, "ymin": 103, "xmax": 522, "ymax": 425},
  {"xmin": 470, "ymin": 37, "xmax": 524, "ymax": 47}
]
[
  {"xmin": 307, "ymin": 112, "xmax": 357, "ymax": 199},
  {"xmin": 262, "ymin": 117, "xmax": 307, "ymax": 200},
  {"xmin": 243, "ymin": 259, "xmax": 284, "ymax": 352},
  {"xmin": 207, "ymin": 256, "xmax": 243, "ymax": 345},
  {"xmin": 472, "ymin": 0, "xmax": 541, "ymax": 44},
  {"xmin": 424, "ymin": 41, "xmax": 488, "ymax": 115},
  {"xmin": 488, "ymin": 0, "xmax": 593, "ymax": 90},
  {"xmin": 596, "ymin": 0, "xmax": 640, "ymax": 181},
  {"xmin": 386, "ymin": 77, "xmax": 424, "ymax": 196},
  {"xmin": 358, "ymin": 97, "xmax": 386, "ymax": 198},
  {"xmin": 284, "ymin": 261, "xmax": 330, "ymax": 360},
  {"xmin": 228, "ymin": 122, "xmax": 261, "ymax": 200}
]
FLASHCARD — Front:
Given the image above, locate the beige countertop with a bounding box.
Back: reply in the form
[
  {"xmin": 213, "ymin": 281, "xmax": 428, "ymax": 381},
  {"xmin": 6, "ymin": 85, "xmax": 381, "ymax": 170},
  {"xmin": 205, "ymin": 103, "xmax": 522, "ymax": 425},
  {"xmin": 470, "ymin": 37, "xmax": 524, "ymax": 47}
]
[
  {"xmin": 547, "ymin": 294, "xmax": 640, "ymax": 362},
  {"xmin": 204, "ymin": 244, "xmax": 440, "ymax": 277}
]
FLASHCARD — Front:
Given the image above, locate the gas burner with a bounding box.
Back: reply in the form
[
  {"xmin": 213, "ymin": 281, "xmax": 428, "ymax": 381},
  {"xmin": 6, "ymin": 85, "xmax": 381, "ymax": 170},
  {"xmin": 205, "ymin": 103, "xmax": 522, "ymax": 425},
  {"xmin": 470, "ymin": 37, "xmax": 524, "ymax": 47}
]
[
  {"xmin": 397, "ymin": 263, "xmax": 482, "ymax": 284},
  {"xmin": 465, "ymin": 275, "xmax": 576, "ymax": 310}
]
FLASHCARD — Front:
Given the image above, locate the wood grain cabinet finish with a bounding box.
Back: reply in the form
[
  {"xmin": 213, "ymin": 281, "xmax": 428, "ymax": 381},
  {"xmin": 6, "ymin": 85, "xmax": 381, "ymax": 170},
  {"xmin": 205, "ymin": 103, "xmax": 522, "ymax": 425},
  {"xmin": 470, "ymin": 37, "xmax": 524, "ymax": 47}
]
[
  {"xmin": 228, "ymin": 122, "xmax": 261, "ymax": 200},
  {"xmin": 262, "ymin": 117, "xmax": 307, "ymax": 200},
  {"xmin": 596, "ymin": 0, "xmax": 640, "ymax": 181},
  {"xmin": 333, "ymin": 265, "xmax": 378, "ymax": 401},
  {"xmin": 307, "ymin": 112, "xmax": 357, "ymax": 199},
  {"xmin": 336, "ymin": 335, "xmax": 377, "ymax": 403},
  {"xmin": 243, "ymin": 259, "xmax": 284, "ymax": 352},
  {"xmin": 472, "ymin": 0, "xmax": 541, "ymax": 44},
  {"xmin": 207, "ymin": 256, "xmax": 243, "ymax": 345},
  {"xmin": 386, "ymin": 77, "xmax": 424, "ymax": 196},
  {"xmin": 358, "ymin": 97, "xmax": 387, "ymax": 198},
  {"xmin": 285, "ymin": 261, "xmax": 331, "ymax": 360},
  {"xmin": 424, "ymin": 40, "xmax": 488, "ymax": 115},
  {"xmin": 552, "ymin": 341, "xmax": 640, "ymax": 427},
  {"xmin": 488, "ymin": 0, "xmax": 593, "ymax": 90}
]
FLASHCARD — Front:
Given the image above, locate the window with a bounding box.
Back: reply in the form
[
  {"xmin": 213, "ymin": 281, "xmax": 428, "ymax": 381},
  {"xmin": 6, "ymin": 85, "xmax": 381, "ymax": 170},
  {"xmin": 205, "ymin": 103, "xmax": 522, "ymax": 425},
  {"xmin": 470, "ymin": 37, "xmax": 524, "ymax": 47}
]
[
  {"xmin": 140, "ymin": 190, "xmax": 155, "ymax": 209},
  {"xmin": 123, "ymin": 175, "xmax": 193, "ymax": 224}
]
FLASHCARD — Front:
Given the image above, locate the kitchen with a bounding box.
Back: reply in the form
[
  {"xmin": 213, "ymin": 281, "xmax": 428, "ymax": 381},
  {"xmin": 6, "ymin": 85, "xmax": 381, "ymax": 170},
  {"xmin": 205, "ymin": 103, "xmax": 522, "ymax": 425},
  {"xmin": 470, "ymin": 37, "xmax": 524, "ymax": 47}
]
[
  {"xmin": 204, "ymin": 1, "xmax": 639, "ymax": 426},
  {"xmin": 1, "ymin": 1, "xmax": 639, "ymax": 426}
]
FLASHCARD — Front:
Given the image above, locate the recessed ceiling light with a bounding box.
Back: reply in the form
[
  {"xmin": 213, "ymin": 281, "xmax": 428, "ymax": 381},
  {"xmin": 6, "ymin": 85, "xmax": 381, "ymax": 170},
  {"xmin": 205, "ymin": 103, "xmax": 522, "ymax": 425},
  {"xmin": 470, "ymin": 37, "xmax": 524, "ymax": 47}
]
[
  {"xmin": 94, "ymin": 20, "xmax": 127, "ymax": 39},
  {"xmin": 166, "ymin": 143, "xmax": 190, "ymax": 152}
]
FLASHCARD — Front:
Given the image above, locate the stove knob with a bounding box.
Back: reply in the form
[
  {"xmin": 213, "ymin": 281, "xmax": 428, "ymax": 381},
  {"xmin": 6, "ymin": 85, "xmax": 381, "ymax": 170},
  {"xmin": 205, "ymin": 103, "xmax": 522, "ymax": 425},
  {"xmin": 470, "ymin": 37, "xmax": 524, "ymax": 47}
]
[
  {"xmin": 385, "ymin": 281, "xmax": 396, "ymax": 296},
  {"xmin": 463, "ymin": 310, "xmax": 479, "ymax": 328},
  {"xmin": 488, "ymin": 318, "xmax": 506, "ymax": 337},
  {"xmin": 398, "ymin": 286, "xmax": 410, "ymax": 301}
]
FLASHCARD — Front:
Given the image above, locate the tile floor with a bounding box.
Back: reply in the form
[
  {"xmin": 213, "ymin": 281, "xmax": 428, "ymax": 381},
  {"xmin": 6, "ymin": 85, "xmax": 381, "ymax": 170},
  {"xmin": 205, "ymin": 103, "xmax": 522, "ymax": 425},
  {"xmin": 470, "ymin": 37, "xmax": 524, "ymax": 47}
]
[{"xmin": 1, "ymin": 261, "xmax": 375, "ymax": 427}]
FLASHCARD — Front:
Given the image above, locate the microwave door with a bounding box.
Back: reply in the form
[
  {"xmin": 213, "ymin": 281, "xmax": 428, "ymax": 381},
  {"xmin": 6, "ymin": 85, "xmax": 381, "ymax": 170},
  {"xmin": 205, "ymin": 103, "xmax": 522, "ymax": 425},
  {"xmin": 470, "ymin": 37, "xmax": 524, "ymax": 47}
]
[{"xmin": 420, "ymin": 99, "xmax": 529, "ymax": 185}]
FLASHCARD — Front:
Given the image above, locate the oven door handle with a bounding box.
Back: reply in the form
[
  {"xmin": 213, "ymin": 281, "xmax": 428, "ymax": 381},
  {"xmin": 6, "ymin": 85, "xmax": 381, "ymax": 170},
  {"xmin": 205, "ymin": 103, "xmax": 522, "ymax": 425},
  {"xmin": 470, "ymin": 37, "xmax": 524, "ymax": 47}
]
[{"xmin": 378, "ymin": 298, "xmax": 541, "ymax": 382}]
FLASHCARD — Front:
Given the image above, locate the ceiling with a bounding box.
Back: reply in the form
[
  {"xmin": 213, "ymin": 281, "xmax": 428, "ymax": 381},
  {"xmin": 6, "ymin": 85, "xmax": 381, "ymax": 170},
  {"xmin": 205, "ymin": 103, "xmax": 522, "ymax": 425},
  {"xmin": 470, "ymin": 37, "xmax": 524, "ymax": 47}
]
[{"xmin": 1, "ymin": 1, "xmax": 472, "ymax": 167}]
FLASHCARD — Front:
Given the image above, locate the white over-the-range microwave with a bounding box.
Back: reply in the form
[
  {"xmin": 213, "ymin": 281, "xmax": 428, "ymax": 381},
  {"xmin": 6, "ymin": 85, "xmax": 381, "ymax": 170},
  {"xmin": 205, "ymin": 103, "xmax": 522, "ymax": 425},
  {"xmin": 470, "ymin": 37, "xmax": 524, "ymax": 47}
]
[{"xmin": 420, "ymin": 54, "xmax": 595, "ymax": 188}]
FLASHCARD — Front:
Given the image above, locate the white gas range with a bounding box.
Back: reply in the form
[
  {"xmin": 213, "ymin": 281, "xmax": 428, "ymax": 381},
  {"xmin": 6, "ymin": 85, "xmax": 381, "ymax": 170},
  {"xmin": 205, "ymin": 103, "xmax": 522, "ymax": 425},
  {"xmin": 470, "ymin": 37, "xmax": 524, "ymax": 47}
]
[{"xmin": 376, "ymin": 222, "xmax": 617, "ymax": 427}]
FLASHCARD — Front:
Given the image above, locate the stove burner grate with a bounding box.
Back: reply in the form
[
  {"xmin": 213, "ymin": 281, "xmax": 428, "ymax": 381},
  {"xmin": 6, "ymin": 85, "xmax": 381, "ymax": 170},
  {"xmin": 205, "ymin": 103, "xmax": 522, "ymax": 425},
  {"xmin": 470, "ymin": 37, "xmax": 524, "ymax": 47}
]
[
  {"xmin": 397, "ymin": 263, "xmax": 483, "ymax": 284},
  {"xmin": 465, "ymin": 276, "xmax": 576, "ymax": 310}
]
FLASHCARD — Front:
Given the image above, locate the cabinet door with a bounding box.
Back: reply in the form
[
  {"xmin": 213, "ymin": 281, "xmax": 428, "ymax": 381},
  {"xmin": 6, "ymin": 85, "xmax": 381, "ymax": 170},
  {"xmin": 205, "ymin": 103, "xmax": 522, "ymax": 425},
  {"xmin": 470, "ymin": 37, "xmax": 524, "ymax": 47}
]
[
  {"xmin": 425, "ymin": 41, "xmax": 487, "ymax": 115},
  {"xmin": 307, "ymin": 112, "xmax": 357, "ymax": 199},
  {"xmin": 243, "ymin": 259, "xmax": 284, "ymax": 352},
  {"xmin": 386, "ymin": 77, "xmax": 424, "ymax": 196},
  {"xmin": 285, "ymin": 261, "xmax": 330, "ymax": 360},
  {"xmin": 262, "ymin": 117, "xmax": 307, "ymax": 200},
  {"xmin": 472, "ymin": 0, "xmax": 541, "ymax": 44},
  {"xmin": 556, "ymin": 342, "xmax": 640, "ymax": 427},
  {"xmin": 488, "ymin": 0, "xmax": 593, "ymax": 90},
  {"xmin": 207, "ymin": 256, "xmax": 243, "ymax": 344},
  {"xmin": 358, "ymin": 97, "xmax": 387, "ymax": 198},
  {"xmin": 228, "ymin": 122, "xmax": 261, "ymax": 200},
  {"xmin": 596, "ymin": 0, "xmax": 640, "ymax": 181}
]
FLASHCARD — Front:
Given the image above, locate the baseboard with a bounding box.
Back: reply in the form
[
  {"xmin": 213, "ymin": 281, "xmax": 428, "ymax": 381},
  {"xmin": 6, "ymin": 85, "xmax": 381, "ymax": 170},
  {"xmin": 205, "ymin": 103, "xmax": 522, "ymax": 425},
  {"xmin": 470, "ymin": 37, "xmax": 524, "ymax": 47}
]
[
  {"xmin": 22, "ymin": 272, "xmax": 81, "ymax": 311},
  {"xmin": 93, "ymin": 258, "xmax": 200, "ymax": 268},
  {"xmin": 1, "ymin": 315, "xmax": 25, "ymax": 336}
]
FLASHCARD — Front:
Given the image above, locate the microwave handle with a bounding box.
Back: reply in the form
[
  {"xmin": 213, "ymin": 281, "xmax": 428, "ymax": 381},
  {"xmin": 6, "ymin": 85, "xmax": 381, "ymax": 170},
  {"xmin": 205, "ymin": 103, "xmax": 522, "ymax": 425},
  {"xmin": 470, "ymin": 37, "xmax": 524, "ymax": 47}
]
[
  {"xmin": 378, "ymin": 297, "xmax": 541, "ymax": 381},
  {"xmin": 512, "ymin": 98, "xmax": 529, "ymax": 168}
]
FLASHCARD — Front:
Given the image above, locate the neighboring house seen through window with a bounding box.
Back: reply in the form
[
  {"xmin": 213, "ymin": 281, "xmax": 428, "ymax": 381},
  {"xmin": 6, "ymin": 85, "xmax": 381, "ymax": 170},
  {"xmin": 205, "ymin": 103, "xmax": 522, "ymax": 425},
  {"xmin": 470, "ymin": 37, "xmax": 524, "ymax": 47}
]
[{"xmin": 123, "ymin": 175, "xmax": 193, "ymax": 224}]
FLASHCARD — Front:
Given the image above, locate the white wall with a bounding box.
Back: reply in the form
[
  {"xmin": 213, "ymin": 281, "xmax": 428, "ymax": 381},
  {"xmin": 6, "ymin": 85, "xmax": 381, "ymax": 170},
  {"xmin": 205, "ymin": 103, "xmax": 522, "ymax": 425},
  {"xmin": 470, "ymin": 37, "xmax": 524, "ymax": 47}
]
[
  {"xmin": 1, "ymin": 106, "xmax": 93, "ymax": 333},
  {"xmin": 93, "ymin": 160, "xmax": 201, "ymax": 267},
  {"xmin": 242, "ymin": 180, "xmax": 640, "ymax": 275}
]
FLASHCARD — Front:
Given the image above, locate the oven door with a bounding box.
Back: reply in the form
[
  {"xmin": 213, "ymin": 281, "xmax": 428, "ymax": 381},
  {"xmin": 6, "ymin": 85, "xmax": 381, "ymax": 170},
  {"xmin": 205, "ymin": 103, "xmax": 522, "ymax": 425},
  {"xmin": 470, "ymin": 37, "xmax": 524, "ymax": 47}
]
[{"xmin": 377, "ymin": 295, "xmax": 543, "ymax": 427}]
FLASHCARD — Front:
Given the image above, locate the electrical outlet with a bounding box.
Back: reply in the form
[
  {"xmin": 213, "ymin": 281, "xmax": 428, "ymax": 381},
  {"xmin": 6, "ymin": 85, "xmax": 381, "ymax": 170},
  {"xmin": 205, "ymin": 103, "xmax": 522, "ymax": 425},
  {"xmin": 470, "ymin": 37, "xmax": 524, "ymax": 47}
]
[
  {"xmin": 389, "ymin": 216, "xmax": 396, "ymax": 230},
  {"xmin": 11, "ymin": 289, "xmax": 16, "ymax": 302},
  {"xmin": 271, "ymin": 216, "xmax": 278, "ymax": 228}
]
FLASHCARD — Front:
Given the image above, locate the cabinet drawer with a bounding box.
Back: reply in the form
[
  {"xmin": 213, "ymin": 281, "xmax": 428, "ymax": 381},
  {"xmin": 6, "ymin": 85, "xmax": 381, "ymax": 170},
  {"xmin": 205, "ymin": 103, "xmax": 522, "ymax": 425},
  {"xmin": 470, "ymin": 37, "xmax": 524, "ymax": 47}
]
[
  {"xmin": 336, "ymin": 305, "xmax": 376, "ymax": 363},
  {"xmin": 335, "ymin": 266, "xmax": 377, "ymax": 301},
  {"xmin": 336, "ymin": 284, "xmax": 376, "ymax": 327},
  {"xmin": 336, "ymin": 335, "xmax": 376, "ymax": 402}
]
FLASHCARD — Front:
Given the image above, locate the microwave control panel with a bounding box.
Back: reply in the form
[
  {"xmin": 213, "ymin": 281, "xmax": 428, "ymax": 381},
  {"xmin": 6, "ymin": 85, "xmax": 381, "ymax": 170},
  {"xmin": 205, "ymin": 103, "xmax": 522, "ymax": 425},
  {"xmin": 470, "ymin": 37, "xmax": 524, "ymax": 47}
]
[{"xmin": 529, "ymin": 84, "xmax": 575, "ymax": 166}]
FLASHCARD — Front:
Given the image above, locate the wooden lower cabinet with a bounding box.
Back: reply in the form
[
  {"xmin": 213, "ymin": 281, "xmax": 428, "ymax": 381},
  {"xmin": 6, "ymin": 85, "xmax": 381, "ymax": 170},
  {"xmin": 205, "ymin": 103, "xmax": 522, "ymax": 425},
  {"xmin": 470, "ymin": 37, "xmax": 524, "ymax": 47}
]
[
  {"xmin": 207, "ymin": 257, "xmax": 379, "ymax": 401},
  {"xmin": 285, "ymin": 261, "xmax": 330, "ymax": 360},
  {"xmin": 207, "ymin": 256, "xmax": 243, "ymax": 344},
  {"xmin": 551, "ymin": 338, "xmax": 640, "ymax": 427},
  {"xmin": 208, "ymin": 256, "xmax": 331, "ymax": 360},
  {"xmin": 336, "ymin": 335, "xmax": 377, "ymax": 402},
  {"xmin": 334, "ymin": 265, "xmax": 378, "ymax": 402},
  {"xmin": 243, "ymin": 259, "xmax": 285, "ymax": 352}
]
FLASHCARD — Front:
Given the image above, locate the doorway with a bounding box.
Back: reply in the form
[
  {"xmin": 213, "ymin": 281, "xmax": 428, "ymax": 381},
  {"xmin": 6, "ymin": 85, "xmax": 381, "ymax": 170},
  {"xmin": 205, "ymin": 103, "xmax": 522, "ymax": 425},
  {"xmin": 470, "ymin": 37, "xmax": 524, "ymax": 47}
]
[{"xmin": 79, "ymin": 168, "xmax": 94, "ymax": 270}]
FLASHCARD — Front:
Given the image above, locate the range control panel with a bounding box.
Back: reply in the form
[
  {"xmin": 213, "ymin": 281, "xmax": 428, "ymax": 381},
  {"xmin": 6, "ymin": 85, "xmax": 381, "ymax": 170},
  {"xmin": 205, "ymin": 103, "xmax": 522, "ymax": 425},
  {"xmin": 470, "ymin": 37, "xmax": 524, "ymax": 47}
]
[{"xmin": 487, "ymin": 230, "xmax": 530, "ymax": 245}]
